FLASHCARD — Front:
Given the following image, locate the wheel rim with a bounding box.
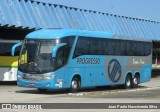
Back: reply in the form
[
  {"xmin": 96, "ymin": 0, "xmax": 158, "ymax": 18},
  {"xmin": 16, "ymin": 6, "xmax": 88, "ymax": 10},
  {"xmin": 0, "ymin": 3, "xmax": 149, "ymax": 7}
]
[
  {"xmin": 72, "ymin": 80, "xmax": 78, "ymax": 89},
  {"xmin": 126, "ymin": 77, "xmax": 131, "ymax": 87},
  {"xmin": 133, "ymin": 77, "xmax": 138, "ymax": 85}
]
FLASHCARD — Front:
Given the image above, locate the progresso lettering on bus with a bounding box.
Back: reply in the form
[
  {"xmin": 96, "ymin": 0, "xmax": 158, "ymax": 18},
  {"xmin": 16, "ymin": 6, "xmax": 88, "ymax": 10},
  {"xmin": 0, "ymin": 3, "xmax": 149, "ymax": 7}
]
[{"xmin": 76, "ymin": 58, "xmax": 100, "ymax": 64}]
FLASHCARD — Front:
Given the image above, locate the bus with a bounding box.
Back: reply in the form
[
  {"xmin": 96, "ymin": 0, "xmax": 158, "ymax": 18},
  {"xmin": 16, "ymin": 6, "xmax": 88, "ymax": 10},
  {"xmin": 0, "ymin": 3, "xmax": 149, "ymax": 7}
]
[
  {"xmin": 13, "ymin": 29, "xmax": 152, "ymax": 92},
  {"xmin": 0, "ymin": 40, "xmax": 21, "ymax": 81}
]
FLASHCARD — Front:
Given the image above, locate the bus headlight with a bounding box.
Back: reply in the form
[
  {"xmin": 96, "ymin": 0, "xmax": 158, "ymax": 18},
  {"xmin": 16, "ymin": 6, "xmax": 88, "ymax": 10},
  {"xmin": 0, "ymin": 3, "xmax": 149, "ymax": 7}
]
[
  {"xmin": 17, "ymin": 74, "xmax": 22, "ymax": 78},
  {"xmin": 43, "ymin": 73, "xmax": 55, "ymax": 80}
]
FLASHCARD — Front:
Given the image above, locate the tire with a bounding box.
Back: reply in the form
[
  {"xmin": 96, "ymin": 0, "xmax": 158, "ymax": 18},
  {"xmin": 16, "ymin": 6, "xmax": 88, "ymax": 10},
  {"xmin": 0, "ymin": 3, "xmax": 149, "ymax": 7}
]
[
  {"xmin": 70, "ymin": 77, "xmax": 80, "ymax": 93},
  {"xmin": 124, "ymin": 75, "xmax": 132, "ymax": 89},
  {"xmin": 132, "ymin": 76, "xmax": 139, "ymax": 88},
  {"xmin": 37, "ymin": 89, "xmax": 47, "ymax": 92}
]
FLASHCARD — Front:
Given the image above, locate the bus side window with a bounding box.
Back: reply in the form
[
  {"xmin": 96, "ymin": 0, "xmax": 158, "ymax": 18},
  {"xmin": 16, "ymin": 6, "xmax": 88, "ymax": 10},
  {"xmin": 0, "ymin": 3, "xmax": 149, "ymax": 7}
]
[
  {"xmin": 127, "ymin": 41, "xmax": 136, "ymax": 56},
  {"xmin": 137, "ymin": 42, "xmax": 144, "ymax": 56},
  {"xmin": 115, "ymin": 40, "xmax": 120, "ymax": 55},
  {"xmin": 102, "ymin": 40, "xmax": 107, "ymax": 55},
  {"xmin": 145, "ymin": 42, "xmax": 151, "ymax": 56},
  {"xmin": 89, "ymin": 38, "xmax": 102, "ymax": 55},
  {"xmin": 74, "ymin": 37, "xmax": 89, "ymax": 58},
  {"xmin": 56, "ymin": 46, "xmax": 69, "ymax": 68},
  {"xmin": 14, "ymin": 45, "xmax": 21, "ymax": 56},
  {"xmin": 0, "ymin": 42, "xmax": 21, "ymax": 56},
  {"xmin": 56, "ymin": 48, "xmax": 64, "ymax": 67},
  {"xmin": 120, "ymin": 40, "xmax": 126, "ymax": 55},
  {"xmin": 108, "ymin": 39, "xmax": 114, "ymax": 55}
]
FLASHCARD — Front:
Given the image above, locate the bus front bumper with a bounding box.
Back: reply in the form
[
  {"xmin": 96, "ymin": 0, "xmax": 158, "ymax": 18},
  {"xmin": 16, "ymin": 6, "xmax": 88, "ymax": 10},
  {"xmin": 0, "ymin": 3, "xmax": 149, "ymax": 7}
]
[{"xmin": 17, "ymin": 78, "xmax": 60, "ymax": 89}]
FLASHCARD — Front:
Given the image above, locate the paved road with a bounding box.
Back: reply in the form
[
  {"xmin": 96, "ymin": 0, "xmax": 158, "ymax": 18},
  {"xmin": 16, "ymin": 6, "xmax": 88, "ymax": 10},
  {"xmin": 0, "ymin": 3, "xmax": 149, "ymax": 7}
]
[{"xmin": 0, "ymin": 78, "xmax": 160, "ymax": 112}]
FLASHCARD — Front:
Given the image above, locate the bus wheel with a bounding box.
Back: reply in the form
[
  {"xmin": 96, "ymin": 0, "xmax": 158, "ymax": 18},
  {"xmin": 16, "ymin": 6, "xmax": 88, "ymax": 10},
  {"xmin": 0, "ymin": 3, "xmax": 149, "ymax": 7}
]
[
  {"xmin": 37, "ymin": 89, "xmax": 47, "ymax": 92},
  {"xmin": 132, "ymin": 76, "xmax": 139, "ymax": 88},
  {"xmin": 70, "ymin": 77, "xmax": 80, "ymax": 93},
  {"xmin": 124, "ymin": 75, "xmax": 132, "ymax": 89}
]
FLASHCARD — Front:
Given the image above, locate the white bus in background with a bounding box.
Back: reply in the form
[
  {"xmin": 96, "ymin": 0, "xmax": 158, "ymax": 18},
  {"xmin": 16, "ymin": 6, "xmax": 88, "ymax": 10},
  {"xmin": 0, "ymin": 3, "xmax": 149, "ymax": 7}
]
[{"xmin": 0, "ymin": 40, "xmax": 21, "ymax": 81}]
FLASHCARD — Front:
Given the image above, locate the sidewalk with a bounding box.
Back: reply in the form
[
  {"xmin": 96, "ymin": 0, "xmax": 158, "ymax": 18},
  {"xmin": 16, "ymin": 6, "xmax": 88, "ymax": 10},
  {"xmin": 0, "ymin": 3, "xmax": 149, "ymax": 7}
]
[{"xmin": 140, "ymin": 78, "xmax": 160, "ymax": 88}]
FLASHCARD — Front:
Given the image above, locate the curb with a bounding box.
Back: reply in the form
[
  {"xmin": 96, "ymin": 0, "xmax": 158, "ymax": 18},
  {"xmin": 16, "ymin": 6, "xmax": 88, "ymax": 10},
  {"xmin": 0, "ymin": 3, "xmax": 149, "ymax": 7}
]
[{"xmin": 67, "ymin": 86, "xmax": 160, "ymax": 97}]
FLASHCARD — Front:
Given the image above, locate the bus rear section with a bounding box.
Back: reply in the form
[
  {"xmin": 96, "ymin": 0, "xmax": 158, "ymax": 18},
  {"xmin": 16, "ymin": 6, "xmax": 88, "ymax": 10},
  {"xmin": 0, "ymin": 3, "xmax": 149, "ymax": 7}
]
[{"xmin": 0, "ymin": 40, "xmax": 21, "ymax": 81}]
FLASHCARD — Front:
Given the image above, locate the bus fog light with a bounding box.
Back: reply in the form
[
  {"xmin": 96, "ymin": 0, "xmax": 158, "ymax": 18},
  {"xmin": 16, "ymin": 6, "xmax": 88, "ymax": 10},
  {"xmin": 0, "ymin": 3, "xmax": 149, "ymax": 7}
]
[{"xmin": 17, "ymin": 74, "xmax": 22, "ymax": 78}]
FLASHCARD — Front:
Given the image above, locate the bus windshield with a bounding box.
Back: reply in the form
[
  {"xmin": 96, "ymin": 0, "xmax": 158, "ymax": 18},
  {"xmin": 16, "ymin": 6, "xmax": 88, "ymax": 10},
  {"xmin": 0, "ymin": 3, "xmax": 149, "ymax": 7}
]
[{"xmin": 19, "ymin": 39, "xmax": 57, "ymax": 74}]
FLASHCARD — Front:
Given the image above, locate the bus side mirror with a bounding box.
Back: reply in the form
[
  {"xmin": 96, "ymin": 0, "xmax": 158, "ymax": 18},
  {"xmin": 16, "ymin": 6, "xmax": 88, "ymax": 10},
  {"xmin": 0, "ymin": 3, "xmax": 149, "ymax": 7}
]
[
  {"xmin": 11, "ymin": 42, "xmax": 22, "ymax": 56},
  {"xmin": 52, "ymin": 43, "xmax": 67, "ymax": 58}
]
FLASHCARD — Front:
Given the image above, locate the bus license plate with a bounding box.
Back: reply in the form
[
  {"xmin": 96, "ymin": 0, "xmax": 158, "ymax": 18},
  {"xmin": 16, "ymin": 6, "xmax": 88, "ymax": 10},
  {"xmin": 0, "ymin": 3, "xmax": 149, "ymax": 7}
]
[{"xmin": 29, "ymin": 83, "xmax": 35, "ymax": 86}]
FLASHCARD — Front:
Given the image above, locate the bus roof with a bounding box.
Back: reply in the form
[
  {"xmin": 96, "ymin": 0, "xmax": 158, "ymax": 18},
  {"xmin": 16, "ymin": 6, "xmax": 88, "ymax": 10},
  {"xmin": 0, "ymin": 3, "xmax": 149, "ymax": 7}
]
[
  {"xmin": 26, "ymin": 29, "xmax": 151, "ymax": 42},
  {"xmin": 26, "ymin": 29, "xmax": 113, "ymax": 39}
]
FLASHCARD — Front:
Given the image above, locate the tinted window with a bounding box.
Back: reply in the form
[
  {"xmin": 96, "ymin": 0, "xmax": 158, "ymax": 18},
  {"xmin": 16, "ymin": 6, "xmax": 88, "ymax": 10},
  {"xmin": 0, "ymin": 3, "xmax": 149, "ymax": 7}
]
[
  {"xmin": 56, "ymin": 37, "xmax": 75, "ymax": 68},
  {"xmin": 120, "ymin": 40, "xmax": 126, "ymax": 55},
  {"xmin": 107, "ymin": 39, "xmax": 119, "ymax": 55},
  {"xmin": 127, "ymin": 41, "xmax": 137, "ymax": 56},
  {"xmin": 137, "ymin": 42, "xmax": 144, "ymax": 56},
  {"xmin": 89, "ymin": 38, "xmax": 102, "ymax": 55},
  {"xmin": 60, "ymin": 37, "xmax": 75, "ymax": 48},
  {"xmin": 74, "ymin": 37, "xmax": 89, "ymax": 58},
  {"xmin": 114, "ymin": 40, "xmax": 120, "ymax": 55},
  {"xmin": 0, "ymin": 42, "xmax": 20, "ymax": 56},
  {"xmin": 102, "ymin": 40, "xmax": 108, "ymax": 55},
  {"xmin": 107, "ymin": 39, "xmax": 114, "ymax": 55},
  {"xmin": 73, "ymin": 36, "xmax": 151, "ymax": 57},
  {"xmin": 145, "ymin": 42, "xmax": 151, "ymax": 56}
]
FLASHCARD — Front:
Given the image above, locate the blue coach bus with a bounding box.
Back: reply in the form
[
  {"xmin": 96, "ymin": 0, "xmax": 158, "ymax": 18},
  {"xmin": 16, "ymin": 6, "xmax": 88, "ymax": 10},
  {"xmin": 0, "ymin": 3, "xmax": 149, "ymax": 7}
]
[{"xmin": 12, "ymin": 29, "xmax": 152, "ymax": 92}]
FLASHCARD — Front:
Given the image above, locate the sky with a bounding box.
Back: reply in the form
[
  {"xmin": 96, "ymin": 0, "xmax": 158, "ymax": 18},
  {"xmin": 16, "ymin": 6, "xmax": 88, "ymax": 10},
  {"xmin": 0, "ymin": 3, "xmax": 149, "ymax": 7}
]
[{"xmin": 34, "ymin": 0, "xmax": 160, "ymax": 22}]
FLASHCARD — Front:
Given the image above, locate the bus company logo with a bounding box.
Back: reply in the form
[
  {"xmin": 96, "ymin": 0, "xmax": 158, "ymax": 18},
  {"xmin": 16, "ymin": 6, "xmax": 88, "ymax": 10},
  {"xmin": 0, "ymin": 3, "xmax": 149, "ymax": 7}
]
[{"xmin": 108, "ymin": 59, "xmax": 122, "ymax": 83}]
